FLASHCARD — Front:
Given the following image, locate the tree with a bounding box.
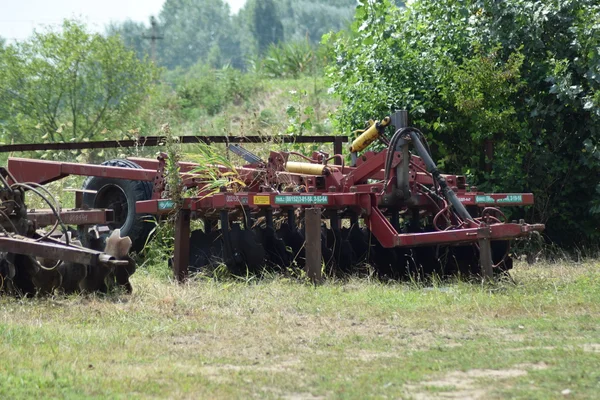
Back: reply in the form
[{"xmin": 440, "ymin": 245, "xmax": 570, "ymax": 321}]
[
  {"xmin": 106, "ymin": 19, "xmax": 151, "ymax": 62},
  {"xmin": 248, "ymin": 0, "xmax": 284, "ymax": 54},
  {"xmin": 156, "ymin": 0, "xmax": 242, "ymax": 69},
  {"xmin": 278, "ymin": 0, "xmax": 355, "ymax": 43},
  {"xmin": 0, "ymin": 20, "xmax": 158, "ymax": 144},
  {"xmin": 234, "ymin": 0, "xmax": 357, "ymax": 65},
  {"xmin": 108, "ymin": 0, "xmax": 243, "ymax": 70},
  {"xmin": 328, "ymin": 0, "xmax": 600, "ymax": 247}
]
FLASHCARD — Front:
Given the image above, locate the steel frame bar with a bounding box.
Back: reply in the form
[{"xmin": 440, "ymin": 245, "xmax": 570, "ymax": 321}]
[
  {"xmin": 0, "ymin": 135, "xmax": 349, "ymax": 153},
  {"xmin": 0, "ymin": 235, "xmax": 105, "ymax": 265},
  {"xmin": 135, "ymin": 191, "xmax": 534, "ymax": 215},
  {"xmin": 8, "ymin": 158, "xmax": 157, "ymax": 186},
  {"xmin": 365, "ymin": 207, "xmax": 543, "ymax": 248},
  {"xmin": 27, "ymin": 209, "xmax": 114, "ymax": 227}
]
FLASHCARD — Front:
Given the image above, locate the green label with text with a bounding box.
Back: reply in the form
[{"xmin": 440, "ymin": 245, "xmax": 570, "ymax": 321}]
[
  {"xmin": 274, "ymin": 195, "xmax": 329, "ymax": 205},
  {"xmin": 476, "ymin": 195, "xmax": 523, "ymax": 204},
  {"xmin": 475, "ymin": 195, "xmax": 495, "ymax": 203},
  {"xmin": 496, "ymin": 194, "xmax": 523, "ymax": 203},
  {"xmin": 158, "ymin": 200, "xmax": 176, "ymax": 210}
]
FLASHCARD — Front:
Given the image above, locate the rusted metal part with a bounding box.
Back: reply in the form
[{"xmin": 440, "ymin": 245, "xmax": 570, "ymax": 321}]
[
  {"xmin": 0, "ymin": 234, "xmax": 108, "ymax": 266},
  {"xmin": 27, "ymin": 209, "xmax": 114, "ymax": 227},
  {"xmin": 98, "ymin": 254, "xmax": 130, "ymax": 266},
  {"xmin": 0, "ymin": 135, "xmax": 349, "ymax": 153},
  {"xmin": 305, "ymin": 208, "xmax": 322, "ymax": 283},
  {"xmin": 8, "ymin": 158, "xmax": 157, "ymax": 186},
  {"xmin": 365, "ymin": 206, "xmax": 543, "ymax": 248},
  {"xmin": 173, "ymin": 208, "xmax": 191, "ymax": 282}
]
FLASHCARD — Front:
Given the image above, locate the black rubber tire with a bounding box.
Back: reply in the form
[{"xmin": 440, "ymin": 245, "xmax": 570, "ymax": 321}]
[{"xmin": 81, "ymin": 159, "xmax": 153, "ymax": 253}]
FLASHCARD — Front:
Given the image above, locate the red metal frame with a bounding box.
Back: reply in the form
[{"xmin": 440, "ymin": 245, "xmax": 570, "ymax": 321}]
[
  {"xmin": 8, "ymin": 158, "xmax": 156, "ymax": 186},
  {"xmin": 27, "ymin": 209, "xmax": 114, "ymax": 227}
]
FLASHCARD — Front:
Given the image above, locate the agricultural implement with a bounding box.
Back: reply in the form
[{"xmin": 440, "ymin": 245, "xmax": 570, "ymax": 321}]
[{"xmin": 1, "ymin": 111, "xmax": 544, "ymax": 293}]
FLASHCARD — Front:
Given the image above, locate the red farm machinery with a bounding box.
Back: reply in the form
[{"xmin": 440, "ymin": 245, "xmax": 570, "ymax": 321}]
[{"xmin": 0, "ymin": 111, "xmax": 544, "ymax": 294}]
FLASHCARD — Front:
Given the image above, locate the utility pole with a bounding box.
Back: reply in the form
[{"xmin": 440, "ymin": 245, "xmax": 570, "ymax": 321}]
[{"xmin": 142, "ymin": 16, "xmax": 163, "ymax": 63}]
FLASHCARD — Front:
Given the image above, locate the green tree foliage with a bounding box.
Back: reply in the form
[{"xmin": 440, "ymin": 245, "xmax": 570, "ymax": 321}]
[
  {"xmin": 248, "ymin": 0, "xmax": 284, "ymax": 54},
  {"xmin": 277, "ymin": 0, "xmax": 356, "ymax": 43},
  {"xmin": 327, "ymin": 0, "xmax": 600, "ymax": 246},
  {"xmin": 106, "ymin": 20, "xmax": 151, "ymax": 62},
  {"xmin": 109, "ymin": 0, "xmax": 360, "ymax": 71},
  {"xmin": 109, "ymin": 0, "xmax": 243, "ymax": 69},
  {"xmin": 157, "ymin": 0, "xmax": 242, "ymax": 69},
  {"xmin": 166, "ymin": 63, "xmax": 261, "ymax": 117},
  {"xmin": 0, "ymin": 20, "xmax": 158, "ymax": 144},
  {"xmin": 261, "ymin": 41, "xmax": 315, "ymax": 78}
]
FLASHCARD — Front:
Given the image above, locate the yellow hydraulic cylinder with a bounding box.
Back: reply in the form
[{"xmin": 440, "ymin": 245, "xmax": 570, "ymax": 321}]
[
  {"xmin": 285, "ymin": 161, "xmax": 327, "ymax": 175},
  {"xmin": 349, "ymin": 116, "xmax": 391, "ymax": 153}
]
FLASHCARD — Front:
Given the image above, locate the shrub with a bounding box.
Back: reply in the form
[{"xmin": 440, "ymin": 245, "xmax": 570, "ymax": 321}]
[
  {"xmin": 327, "ymin": 0, "xmax": 600, "ymax": 247},
  {"xmin": 169, "ymin": 63, "xmax": 262, "ymax": 117}
]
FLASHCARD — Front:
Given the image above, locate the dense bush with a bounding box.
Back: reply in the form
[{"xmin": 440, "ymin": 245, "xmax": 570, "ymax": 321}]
[
  {"xmin": 167, "ymin": 64, "xmax": 262, "ymax": 117},
  {"xmin": 260, "ymin": 41, "xmax": 315, "ymax": 78},
  {"xmin": 327, "ymin": 0, "xmax": 600, "ymax": 247}
]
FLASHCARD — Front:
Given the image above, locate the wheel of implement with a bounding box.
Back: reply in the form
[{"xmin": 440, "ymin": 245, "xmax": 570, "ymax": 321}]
[{"xmin": 81, "ymin": 159, "xmax": 153, "ymax": 253}]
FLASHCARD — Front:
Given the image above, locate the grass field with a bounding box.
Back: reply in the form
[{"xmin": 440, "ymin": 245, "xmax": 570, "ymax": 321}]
[{"xmin": 0, "ymin": 261, "xmax": 599, "ymax": 399}]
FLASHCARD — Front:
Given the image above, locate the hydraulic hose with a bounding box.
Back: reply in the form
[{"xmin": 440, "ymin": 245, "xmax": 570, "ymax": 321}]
[{"xmin": 407, "ymin": 131, "xmax": 474, "ymax": 223}]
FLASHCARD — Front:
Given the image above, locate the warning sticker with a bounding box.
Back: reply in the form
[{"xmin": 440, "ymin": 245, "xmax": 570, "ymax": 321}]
[{"xmin": 253, "ymin": 196, "xmax": 271, "ymax": 205}]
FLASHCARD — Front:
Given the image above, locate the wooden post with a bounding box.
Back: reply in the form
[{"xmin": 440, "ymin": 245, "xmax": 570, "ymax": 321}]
[
  {"xmin": 305, "ymin": 208, "xmax": 322, "ymax": 283},
  {"xmin": 478, "ymin": 227, "xmax": 494, "ymax": 280},
  {"xmin": 173, "ymin": 208, "xmax": 191, "ymax": 283}
]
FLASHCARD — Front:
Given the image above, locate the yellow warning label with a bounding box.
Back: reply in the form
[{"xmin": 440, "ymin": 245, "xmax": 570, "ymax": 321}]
[{"xmin": 253, "ymin": 195, "xmax": 271, "ymax": 205}]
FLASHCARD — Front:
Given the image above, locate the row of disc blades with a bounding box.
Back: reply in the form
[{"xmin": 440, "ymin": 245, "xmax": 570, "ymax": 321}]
[{"xmin": 188, "ymin": 215, "xmax": 512, "ymax": 279}]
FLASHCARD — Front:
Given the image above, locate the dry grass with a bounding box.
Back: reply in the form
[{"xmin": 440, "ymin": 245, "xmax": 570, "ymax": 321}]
[{"xmin": 1, "ymin": 261, "xmax": 599, "ymax": 399}]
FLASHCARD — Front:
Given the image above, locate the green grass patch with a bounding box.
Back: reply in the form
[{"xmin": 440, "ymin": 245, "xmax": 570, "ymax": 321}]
[{"xmin": 0, "ymin": 261, "xmax": 599, "ymax": 399}]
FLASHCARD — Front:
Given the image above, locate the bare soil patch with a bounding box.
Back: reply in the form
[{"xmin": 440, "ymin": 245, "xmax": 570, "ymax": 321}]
[{"xmin": 405, "ymin": 363, "xmax": 548, "ymax": 400}]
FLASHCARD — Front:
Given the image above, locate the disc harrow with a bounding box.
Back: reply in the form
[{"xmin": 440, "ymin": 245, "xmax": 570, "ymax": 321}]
[
  {"xmin": 5, "ymin": 111, "xmax": 545, "ymax": 283},
  {"xmin": 0, "ymin": 166, "xmax": 136, "ymax": 296}
]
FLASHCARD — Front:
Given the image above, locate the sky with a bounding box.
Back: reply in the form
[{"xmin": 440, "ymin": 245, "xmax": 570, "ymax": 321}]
[{"xmin": 0, "ymin": 0, "xmax": 248, "ymax": 42}]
